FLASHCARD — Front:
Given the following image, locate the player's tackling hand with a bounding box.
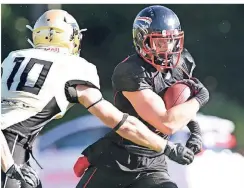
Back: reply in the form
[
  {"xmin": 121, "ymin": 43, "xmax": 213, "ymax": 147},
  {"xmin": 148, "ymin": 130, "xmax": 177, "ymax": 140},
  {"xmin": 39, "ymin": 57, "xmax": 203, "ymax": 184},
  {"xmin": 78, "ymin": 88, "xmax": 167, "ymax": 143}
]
[
  {"xmin": 164, "ymin": 142, "xmax": 194, "ymax": 165},
  {"xmin": 6, "ymin": 164, "xmax": 40, "ymax": 187}
]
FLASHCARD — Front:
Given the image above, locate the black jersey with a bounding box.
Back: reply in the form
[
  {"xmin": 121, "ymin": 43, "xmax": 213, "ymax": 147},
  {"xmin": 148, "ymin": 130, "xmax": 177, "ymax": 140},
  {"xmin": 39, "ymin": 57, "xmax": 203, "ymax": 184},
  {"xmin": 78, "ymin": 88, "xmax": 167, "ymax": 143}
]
[
  {"xmin": 82, "ymin": 48, "xmax": 196, "ymax": 172},
  {"xmin": 111, "ymin": 48, "xmax": 196, "ymax": 137}
]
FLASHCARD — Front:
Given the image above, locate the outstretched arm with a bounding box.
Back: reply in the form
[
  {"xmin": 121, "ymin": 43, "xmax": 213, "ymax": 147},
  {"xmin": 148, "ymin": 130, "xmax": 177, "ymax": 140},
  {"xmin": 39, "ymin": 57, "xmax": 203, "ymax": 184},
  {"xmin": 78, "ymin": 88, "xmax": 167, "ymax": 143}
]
[
  {"xmin": 75, "ymin": 85, "xmax": 194, "ymax": 165},
  {"xmin": 64, "ymin": 64, "xmax": 174, "ymax": 152},
  {"xmin": 65, "ymin": 62, "xmax": 195, "ymax": 164},
  {"xmin": 76, "ymin": 85, "xmax": 167, "ymax": 152},
  {"xmin": 66, "ymin": 83, "xmax": 195, "ymax": 167}
]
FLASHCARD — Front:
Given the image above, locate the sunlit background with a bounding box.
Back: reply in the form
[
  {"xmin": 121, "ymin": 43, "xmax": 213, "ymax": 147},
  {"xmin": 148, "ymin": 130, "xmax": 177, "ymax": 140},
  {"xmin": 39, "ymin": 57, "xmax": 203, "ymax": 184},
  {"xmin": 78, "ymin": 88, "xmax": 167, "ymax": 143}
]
[{"xmin": 2, "ymin": 4, "xmax": 244, "ymax": 188}]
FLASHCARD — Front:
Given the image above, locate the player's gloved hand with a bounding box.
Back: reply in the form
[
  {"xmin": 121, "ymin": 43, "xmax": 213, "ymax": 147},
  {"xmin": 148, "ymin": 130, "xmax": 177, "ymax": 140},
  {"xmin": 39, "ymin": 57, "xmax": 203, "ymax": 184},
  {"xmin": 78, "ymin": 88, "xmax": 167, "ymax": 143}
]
[
  {"xmin": 179, "ymin": 78, "xmax": 209, "ymax": 108},
  {"xmin": 164, "ymin": 142, "xmax": 194, "ymax": 165},
  {"xmin": 186, "ymin": 133, "xmax": 203, "ymax": 155},
  {"xmin": 6, "ymin": 163, "xmax": 40, "ymax": 187}
]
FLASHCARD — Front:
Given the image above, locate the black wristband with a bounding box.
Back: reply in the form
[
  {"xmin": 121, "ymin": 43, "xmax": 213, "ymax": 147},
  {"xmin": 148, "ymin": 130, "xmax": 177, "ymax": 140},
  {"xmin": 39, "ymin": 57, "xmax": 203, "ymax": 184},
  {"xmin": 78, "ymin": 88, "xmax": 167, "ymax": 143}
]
[
  {"xmin": 194, "ymin": 87, "xmax": 209, "ymax": 108},
  {"xmin": 86, "ymin": 97, "xmax": 103, "ymax": 110},
  {"xmin": 113, "ymin": 113, "xmax": 129, "ymax": 132},
  {"xmin": 187, "ymin": 120, "xmax": 202, "ymax": 136}
]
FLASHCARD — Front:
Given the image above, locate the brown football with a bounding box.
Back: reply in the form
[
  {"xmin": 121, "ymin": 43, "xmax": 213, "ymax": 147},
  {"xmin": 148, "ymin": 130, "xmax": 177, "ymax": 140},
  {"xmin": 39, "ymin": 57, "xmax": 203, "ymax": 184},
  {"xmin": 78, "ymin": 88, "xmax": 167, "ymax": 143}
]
[{"xmin": 163, "ymin": 83, "xmax": 192, "ymax": 110}]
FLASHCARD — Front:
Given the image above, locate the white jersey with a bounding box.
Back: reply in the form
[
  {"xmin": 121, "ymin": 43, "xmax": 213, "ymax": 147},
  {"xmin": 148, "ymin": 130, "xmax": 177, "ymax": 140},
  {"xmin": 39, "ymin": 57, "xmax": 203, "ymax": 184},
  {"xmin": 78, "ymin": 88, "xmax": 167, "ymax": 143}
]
[{"xmin": 1, "ymin": 48, "xmax": 100, "ymax": 136}]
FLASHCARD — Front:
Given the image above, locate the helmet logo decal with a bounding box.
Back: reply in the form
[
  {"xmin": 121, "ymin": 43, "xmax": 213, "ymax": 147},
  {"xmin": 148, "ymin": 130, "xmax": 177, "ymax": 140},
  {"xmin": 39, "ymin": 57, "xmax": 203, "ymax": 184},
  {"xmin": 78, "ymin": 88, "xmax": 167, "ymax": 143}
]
[
  {"xmin": 135, "ymin": 17, "xmax": 152, "ymax": 34},
  {"xmin": 135, "ymin": 16, "xmax": 152, "ymax": 26}
]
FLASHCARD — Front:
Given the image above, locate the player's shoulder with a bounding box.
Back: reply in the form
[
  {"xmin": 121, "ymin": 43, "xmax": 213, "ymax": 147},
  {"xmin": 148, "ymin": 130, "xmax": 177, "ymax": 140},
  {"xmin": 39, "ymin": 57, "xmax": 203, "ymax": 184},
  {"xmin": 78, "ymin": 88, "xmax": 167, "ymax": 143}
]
[
  {"xmin": 2, "ymin": 49, "xmax": 33, "ymax": 65},
  {"xmin": 113, "ymin": 54, "xmax": 148, "ymax": 78},
  {"xmin": 180, "ymin": 48, "xmax": 196, "ymax": 74},
  {"xmin": 112, "ymin": 54, "xmax": 153, "ymax": 91},
  {"xmin": 69, "ymin": 55, "xmax": 97, "ymax": 73},
  {"xmin": 169, "ymin": 48, "xmax": 196, "ymax": 80},
  {"xmin": 66, "ymin": 56, "xmax": 99, "ymax": 84},
  {"xmin": 181, "ymin": 48, "xmax": 195, "ymax": 65},
  {"xmin": 5, "ymin": 48, "xmax": 55, "ymax": 63},
  {"xmin": 4, "ymin": 49, "xmax": 26, "ymax": 59},
  {"xmin": 65, "ymin": 56, "xmax": 100, "ymax": 90},
  {"xmin": 72, "ymin": 56, "xmax": 95, "ymax": 67}
]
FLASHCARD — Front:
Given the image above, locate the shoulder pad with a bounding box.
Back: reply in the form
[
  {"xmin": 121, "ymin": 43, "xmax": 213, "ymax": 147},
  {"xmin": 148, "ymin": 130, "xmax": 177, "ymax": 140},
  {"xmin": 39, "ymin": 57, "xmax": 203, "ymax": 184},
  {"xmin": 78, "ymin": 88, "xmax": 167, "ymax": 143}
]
[
  {"xmin": 181, "ymin": 48, "xmax": 196, "ymax": 76},
  {"xmin": 183, "ymin": 48, "xmax": 195, "ymax": 63},
  {"xmin": 113, "ymin": 57, "xmax": 148, "ymax": 79},
  {"xmin": 65, "ymin": 57, "xmax": 100, "ymax": 103},
  {"xmin": 112, "ymin": 57, "xmax": 152, "ymax": 92},
  {"xmin": 72, "ymin": 57, "xmax": 100, "ymax": 89}
]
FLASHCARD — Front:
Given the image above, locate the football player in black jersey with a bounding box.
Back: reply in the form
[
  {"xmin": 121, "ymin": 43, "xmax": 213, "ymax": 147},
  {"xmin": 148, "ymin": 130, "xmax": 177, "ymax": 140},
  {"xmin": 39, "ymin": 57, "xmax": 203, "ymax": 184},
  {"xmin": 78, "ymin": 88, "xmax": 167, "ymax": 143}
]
[{"xmin": 76, "ymin": 5, "xmax": 209, "ymax": 188}]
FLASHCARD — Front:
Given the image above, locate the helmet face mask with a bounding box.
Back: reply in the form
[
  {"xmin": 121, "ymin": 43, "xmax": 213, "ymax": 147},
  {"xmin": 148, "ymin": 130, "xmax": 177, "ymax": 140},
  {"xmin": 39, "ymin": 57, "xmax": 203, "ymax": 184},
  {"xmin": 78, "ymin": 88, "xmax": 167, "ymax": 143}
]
[
  {"xmin": 133, "ymin": 5, "xmax": 184, "ymax": 70},
  {"xmin": 141, "ymin": 30, "xmax": 184, "ymax": 68}
]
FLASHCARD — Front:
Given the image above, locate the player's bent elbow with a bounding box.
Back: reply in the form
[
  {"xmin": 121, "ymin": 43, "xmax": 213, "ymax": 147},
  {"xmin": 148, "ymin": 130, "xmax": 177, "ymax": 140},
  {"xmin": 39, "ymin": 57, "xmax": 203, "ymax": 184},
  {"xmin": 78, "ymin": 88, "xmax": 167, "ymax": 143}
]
[
  {"xmin": 161, "ymin": 124, "xmax": 177, "ymax": 135},
  {"xmin": 159, "ymin": 112, "xmax": 178, "ymax": 135},
  {"xmin": 150, "ymin": 119, "xmax": 175, "ymax": 135},
  {"xmin": 156, "ymin": 123, "xmax": 175, "ymax": 135}
]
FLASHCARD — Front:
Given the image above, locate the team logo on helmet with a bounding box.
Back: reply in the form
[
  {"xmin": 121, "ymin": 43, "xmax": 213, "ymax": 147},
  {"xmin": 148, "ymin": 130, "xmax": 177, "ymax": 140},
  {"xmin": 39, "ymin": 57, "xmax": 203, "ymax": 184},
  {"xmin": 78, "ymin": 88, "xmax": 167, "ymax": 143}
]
[{"xmin": 135, "ymin": 16, "xmax": 152, "ymax": 26}]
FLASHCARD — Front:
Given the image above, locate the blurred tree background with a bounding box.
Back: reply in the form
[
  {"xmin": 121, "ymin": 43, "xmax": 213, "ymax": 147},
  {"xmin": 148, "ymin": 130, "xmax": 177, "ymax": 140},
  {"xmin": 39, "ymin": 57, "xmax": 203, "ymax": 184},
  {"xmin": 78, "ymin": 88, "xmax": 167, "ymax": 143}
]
[{"xmin": 1, "ymin": 4, "xmax": 244, "ymax": 150}]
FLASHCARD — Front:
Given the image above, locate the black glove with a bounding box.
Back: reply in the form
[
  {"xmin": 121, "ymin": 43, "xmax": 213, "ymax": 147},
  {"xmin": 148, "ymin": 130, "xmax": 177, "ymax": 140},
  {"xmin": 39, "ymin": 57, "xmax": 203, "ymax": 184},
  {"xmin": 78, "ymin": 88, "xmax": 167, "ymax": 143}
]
[
  {"xmin": 6, "ymin": 164, "xmax": 40, "ymax": 187},
  {"xmin": 164, "ymin": 142, "xmax": 194, "ymax": 165},
  {"xmin": 186, "ymin": 133, "xmax": 203, "ymax": 155},
  {"xmin": 180, "ymin": 78, "xmax": 209, "ymax": 108},
  {"xmin": 186, "ymin": 120, "xmax": 203, "ymax": 155}
]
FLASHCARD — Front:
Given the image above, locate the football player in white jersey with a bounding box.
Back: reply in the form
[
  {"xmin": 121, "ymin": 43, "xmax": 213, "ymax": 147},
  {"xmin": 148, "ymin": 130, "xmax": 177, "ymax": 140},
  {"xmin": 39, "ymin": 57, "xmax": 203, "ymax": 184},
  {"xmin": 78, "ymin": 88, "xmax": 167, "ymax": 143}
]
[{"xmin": 1, "ymin": 10, "xmax": 195, "ymax": 188}]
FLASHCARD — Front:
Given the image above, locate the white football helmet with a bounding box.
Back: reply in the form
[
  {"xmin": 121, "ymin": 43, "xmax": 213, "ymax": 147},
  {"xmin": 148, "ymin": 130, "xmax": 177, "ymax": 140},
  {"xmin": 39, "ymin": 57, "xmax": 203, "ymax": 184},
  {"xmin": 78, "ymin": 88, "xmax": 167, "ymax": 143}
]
[{"xmin": 26, "ymin": 9, "xmax": 87, "ymax": 55}]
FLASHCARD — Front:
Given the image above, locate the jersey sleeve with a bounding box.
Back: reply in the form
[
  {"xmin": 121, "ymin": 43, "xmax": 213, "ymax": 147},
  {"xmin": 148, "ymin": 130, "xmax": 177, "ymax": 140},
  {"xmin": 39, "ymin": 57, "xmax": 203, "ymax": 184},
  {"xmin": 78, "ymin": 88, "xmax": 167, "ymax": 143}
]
[
  {"xmin": 112, "ymin": 61, "xmax": 152, "ymax": 92},
  {"xmin": 65, "ymin": 58, "xmax": 101, "ymax": 103},
  {"xmin": 66, "ymin": 58, "xmax": 100, "ymax": 89}
]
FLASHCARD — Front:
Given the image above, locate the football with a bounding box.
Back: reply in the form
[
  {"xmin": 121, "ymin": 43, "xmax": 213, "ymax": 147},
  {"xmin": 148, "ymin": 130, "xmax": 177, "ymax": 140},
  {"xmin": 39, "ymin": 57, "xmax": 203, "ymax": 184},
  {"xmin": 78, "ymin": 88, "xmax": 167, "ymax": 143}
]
[{"xmin": 163, "ymin": 83, "xmax": 192, "ymax": 110}]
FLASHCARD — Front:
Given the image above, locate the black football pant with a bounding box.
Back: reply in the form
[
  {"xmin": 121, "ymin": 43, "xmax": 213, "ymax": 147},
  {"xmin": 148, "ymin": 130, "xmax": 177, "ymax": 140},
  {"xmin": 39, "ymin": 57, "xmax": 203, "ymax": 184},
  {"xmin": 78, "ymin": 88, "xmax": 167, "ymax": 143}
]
[
  {"xmin": 1, "ymin": 131, "xmax": 42, "ymax": 188},
  {"xmin": 76, "ymin": 166, "xmax": 178, "ymax": 188}
]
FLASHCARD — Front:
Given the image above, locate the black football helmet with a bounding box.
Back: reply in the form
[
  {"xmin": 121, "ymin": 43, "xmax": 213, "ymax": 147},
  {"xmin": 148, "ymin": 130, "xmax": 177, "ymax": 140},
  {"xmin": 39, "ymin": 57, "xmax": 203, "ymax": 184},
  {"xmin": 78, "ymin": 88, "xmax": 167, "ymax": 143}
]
[{"xmin": 132, "ymin": 5, "xmax": 184, "ymax": 69}]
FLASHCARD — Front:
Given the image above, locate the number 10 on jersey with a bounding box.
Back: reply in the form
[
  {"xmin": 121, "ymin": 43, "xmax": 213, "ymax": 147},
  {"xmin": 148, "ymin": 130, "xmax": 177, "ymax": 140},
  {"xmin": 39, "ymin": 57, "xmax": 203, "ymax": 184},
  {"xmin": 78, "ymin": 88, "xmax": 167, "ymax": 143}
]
[{"xmin": 5, "ymin": 57, "xmax": 53, "ymax": 95}]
